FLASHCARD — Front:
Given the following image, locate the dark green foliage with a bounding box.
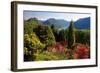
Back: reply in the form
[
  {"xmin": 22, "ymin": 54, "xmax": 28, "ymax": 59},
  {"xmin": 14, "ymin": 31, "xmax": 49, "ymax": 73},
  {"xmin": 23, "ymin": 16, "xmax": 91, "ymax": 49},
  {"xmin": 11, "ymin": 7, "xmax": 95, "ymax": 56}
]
[
  {"xmin": 75, "ymin": 30, "xmax": 90, "ymax": 45},
  {"xmin": 51, "ymin": 24, "xmax": 54, "ymax": 30},
  {"xmin": 65, "ymin": 29, "xmax": 90, "ymax": 46},
  {"xmin": 24, "ymin": 47, "xmax": 34, "ymax": 61},
  {"xmin": 51, "ymin": 24, "xmax": 67, "ymax": 42},
  {"xmin": 59, "ymin": 29, "xmax": 66, "ymax": 42},
  {"xmin": 67, "ymin": 21, "xmax": 75, "ymax": 48},
  {"xmin": 51, "ymin": 24, "xmax": 60, "ymax": 42},
  {"xmin": 33, "ymin": 25, "xmax": 56, "ymax": 46}
]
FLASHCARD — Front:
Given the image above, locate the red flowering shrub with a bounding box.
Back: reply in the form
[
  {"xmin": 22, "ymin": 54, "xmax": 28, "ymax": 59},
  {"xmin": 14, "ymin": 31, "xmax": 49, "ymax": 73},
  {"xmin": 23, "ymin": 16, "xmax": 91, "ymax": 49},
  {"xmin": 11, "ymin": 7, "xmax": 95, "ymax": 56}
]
[
  {"xmin": 47, "ymin": 42, "xmax": 66, "ymax": 54},
  {"xmin": 73, "ymin": 44, "xmax": 89, "ymax": 59}
]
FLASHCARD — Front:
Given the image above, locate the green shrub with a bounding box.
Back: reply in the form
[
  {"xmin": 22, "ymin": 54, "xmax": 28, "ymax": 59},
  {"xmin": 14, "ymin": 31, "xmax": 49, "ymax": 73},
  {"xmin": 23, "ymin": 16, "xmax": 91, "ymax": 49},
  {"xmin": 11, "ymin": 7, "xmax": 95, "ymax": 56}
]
[
  {"xmin": 24, "ymin": 33, "xmax": 45, "ymax": 61},
  {"xmin": 35, "ymin": 52, "xmax": 58, "ymax": 61},
  {"xmin": 35, "ymin": 51, "xmax": 68, "ymax": 61},
  {"xmin": 33, "ymin": 25, "xmax": 56, "ymax": 46}
]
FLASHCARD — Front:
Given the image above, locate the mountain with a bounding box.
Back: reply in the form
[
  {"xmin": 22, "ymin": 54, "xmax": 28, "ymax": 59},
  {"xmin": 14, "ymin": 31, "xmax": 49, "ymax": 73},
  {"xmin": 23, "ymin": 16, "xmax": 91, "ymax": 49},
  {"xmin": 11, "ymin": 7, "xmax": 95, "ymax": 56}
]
[
  {"xmin": 24, "ymin": 18, "xmax": 43, "ymax": 34},
  {"xmin": 26, "ymin": 17, "xmax": 43, "ymax": 25},
  {"xmin": 25, "ymin": 17, "xmax": 90, "ymax": 31},
  {"xmin": 43, "ymin": 18, "xmax": 70, "ymax": 30},
  {"xmin": 74, "ymin": 17, "xmax": 90, "ymax": 29}
]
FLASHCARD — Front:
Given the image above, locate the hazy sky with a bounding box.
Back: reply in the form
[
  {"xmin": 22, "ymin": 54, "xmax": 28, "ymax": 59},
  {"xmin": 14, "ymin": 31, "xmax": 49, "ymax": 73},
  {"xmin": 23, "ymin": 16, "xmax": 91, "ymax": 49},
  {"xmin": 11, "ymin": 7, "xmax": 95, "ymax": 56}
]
[{"xmin": 23, "ymin": 11, "xmax": 91, "ymax": 21}]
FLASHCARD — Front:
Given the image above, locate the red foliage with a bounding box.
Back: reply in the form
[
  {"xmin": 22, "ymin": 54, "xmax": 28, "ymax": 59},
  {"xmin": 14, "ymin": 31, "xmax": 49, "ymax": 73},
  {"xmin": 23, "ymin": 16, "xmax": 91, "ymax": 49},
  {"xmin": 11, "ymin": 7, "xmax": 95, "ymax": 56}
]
[
  {"xmin": 47, "ymin": 42, "xmax": 89, "ymax": 59},
  {"xmin": 47, "ymin": 42, "xmax": 66, "ymax": 54},
  {"xmin": 73, "ymin": 44, "xmax": 89, "ymax": 59}
]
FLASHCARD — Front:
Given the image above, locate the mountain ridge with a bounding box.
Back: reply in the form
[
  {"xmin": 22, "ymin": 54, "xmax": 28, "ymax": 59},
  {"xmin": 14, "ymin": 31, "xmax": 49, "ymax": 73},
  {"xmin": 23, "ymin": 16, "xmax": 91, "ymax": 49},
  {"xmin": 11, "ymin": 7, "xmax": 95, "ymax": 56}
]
[{"xmin": 25, "ymin": 17, "xmax": 90, "ymax": 30}]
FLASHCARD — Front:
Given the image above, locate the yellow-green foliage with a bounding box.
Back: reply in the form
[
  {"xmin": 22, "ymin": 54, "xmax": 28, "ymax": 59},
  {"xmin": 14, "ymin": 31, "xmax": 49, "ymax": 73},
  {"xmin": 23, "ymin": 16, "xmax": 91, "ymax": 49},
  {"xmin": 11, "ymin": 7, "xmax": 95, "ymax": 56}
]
[
  {"xmin": 24, "ymin": 18, "xmax": 39, "ymax": 34},
  {"xmin": 24, "ymin": 33, "xmax": 46, "ymax": 61},
  {"xmin": 24, "ymin": 33, "xmax": 45, "ymax": 50},
  {"xmin": 35, "ymin": 51, "xmax": 68, "ymax": 61},
  {"xmin": 24, "ymin": 47, "xmax": 29, "ymax": 55},
  {"xmin": 35, "ymin": 51, "xmax": 59, "ymax": 61}
]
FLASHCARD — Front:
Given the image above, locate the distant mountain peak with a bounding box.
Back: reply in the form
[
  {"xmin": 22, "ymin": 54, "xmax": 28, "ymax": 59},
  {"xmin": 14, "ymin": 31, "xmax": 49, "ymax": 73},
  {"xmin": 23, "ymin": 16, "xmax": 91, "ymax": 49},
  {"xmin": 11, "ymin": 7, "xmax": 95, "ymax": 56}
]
[
  {"xmin": 26, "ymin": 17, "xmax": 44, "ymax": 25},
  {"xmin": 43, "ymin": 18, "xmax": 70, "ymax": 30},
  {"xmin": 74, "ymin": 17, "xmax": 90, "ymax": 29},
  {"xmin": 27, "ymin": 17, "xmax": 38, "ymax": 22}
]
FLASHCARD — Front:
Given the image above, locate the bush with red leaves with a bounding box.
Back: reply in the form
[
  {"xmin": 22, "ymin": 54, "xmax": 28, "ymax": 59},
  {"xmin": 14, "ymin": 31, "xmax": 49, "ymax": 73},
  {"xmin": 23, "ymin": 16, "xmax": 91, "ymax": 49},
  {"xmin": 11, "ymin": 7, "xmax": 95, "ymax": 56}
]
[
  {"xmin": 73, "ymin": 44, "xmax": 89, "ymax": 59},
  {"xmin": 47, "ymin": 42, "xmax": 66, "ymax": 54}
]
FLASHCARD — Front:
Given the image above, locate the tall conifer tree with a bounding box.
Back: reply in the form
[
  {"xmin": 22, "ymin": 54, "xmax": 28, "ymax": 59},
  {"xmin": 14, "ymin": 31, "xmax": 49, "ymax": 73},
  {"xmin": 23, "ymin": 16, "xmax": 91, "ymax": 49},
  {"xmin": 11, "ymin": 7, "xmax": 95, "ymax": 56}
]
[{"xmin": 67, "ymin": 20, "xmax": 75, "ymax": 48}]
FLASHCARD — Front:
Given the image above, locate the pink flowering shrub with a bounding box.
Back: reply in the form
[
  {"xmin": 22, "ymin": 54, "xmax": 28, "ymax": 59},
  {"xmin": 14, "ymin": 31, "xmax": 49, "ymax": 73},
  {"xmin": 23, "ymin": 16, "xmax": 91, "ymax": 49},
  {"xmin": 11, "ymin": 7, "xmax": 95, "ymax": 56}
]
[
  {"xmin": 73, "ymin": 44, "xmax": 89, "ymax": 59},
  {"xmin": 47, "ymin": 42, "xmax": 66, "ymax": 54}
]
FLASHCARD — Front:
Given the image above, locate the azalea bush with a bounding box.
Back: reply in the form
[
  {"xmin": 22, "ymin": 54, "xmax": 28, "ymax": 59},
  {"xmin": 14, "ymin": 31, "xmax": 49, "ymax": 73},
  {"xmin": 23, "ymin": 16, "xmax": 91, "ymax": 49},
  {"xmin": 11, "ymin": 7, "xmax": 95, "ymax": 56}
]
[
  {"xmin": 72, "ymin": 44, "xmax": 89, "ymax": 59},
  {"xmin": 47, "ymin": 42, "xmax": 66, "ymax": 54}
]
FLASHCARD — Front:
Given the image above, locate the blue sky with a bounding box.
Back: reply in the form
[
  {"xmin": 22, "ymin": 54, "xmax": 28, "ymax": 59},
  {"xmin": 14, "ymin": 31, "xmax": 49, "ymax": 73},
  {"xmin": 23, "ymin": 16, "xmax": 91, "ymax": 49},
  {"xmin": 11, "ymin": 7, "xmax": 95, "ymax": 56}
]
[{"xmin": 23, "ymin": 11, "xmax": 91, "ymax": 21}]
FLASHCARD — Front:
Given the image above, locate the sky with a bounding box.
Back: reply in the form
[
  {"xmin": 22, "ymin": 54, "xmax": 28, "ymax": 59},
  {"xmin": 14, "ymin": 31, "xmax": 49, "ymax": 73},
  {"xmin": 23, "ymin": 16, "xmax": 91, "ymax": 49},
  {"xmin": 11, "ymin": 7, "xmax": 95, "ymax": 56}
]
[{"xmin": 23, "ymin": 10, "xmax": 91, "ymax": 21}]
